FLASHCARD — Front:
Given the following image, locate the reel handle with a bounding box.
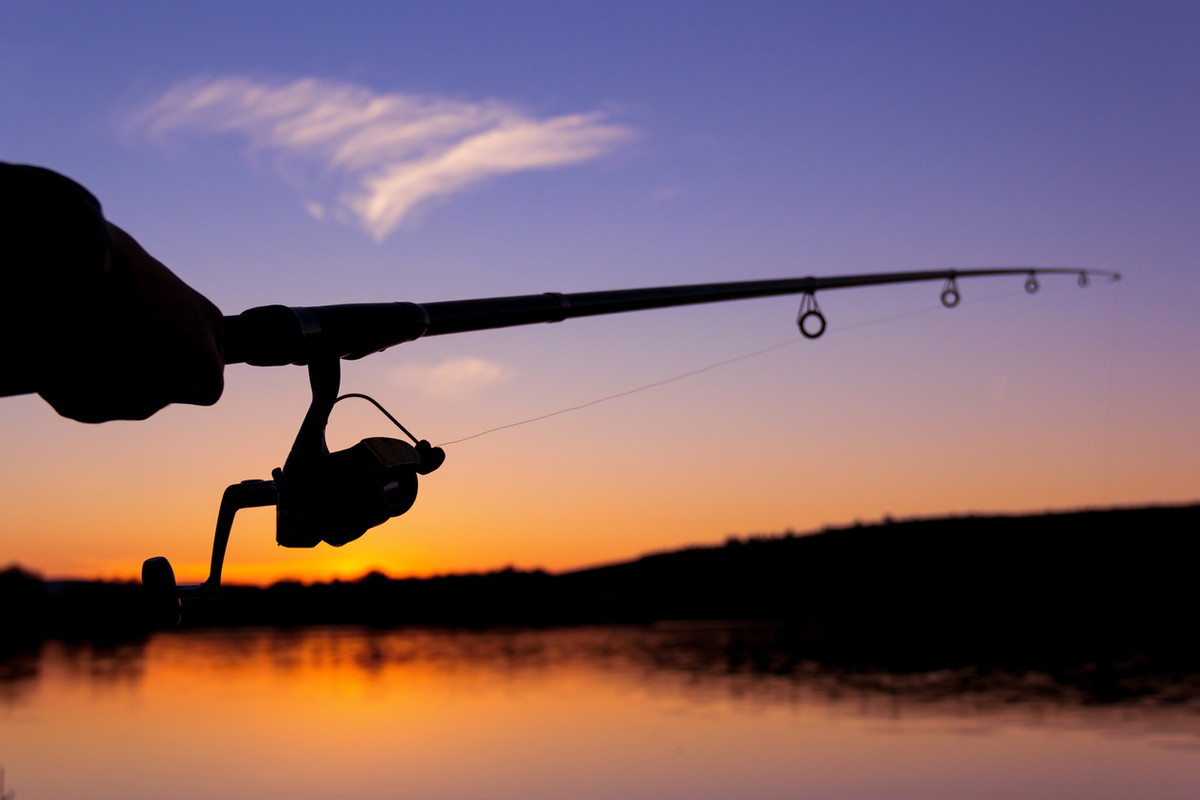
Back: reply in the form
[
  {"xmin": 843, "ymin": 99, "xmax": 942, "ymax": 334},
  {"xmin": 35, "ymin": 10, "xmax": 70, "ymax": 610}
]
[{"xmin": 141, "ymin": 479, "xmax": 277, "ymax": 625}]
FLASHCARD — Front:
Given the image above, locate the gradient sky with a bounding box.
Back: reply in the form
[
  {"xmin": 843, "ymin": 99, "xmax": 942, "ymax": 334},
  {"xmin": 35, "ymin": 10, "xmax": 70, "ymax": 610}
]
[{"xmin": 1, "ymin": 1, "xmax": 1197, "ymax": 584}]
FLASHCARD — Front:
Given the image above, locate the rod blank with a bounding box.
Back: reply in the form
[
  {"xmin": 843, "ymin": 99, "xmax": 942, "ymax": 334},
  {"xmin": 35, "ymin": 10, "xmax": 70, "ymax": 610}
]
[{"xmin": 223, "ymin": 267, "xmax": 1118, "ymax": 367}]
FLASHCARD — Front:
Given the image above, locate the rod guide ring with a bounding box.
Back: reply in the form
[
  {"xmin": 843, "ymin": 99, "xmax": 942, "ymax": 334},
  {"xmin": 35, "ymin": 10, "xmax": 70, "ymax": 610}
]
[
  {"xmin": 940, "ymin": 276, "xmax": 961, "ymax": 308},
  {"xmin": 797, "ymin": 310, "xmax": 826, "ymax": 339},
  {"xmin": 795, "ymin": 292, "xmax": 826, "ymax": 339}
]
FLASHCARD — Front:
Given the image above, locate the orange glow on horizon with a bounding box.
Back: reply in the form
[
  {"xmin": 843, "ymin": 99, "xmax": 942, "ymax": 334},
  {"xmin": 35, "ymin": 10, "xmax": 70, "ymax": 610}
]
[{"xmin": 3, "ymin": 282, "xmax": 1196, "ymax": 587}]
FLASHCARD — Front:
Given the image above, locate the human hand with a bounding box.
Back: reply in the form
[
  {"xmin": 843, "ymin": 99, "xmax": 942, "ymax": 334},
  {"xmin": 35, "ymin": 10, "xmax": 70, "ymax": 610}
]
[{"xmin": 37, "ymin": 223, "xmax": 225, "ymax": 422}]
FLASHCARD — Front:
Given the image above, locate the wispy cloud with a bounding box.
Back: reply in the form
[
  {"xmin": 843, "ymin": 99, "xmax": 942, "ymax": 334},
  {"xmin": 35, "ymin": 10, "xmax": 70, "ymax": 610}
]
[
  {"xmin": 125, "ymin": 76, "xmax": 635, "ymax": 240},
  {"xmin": 391, "ymin": 357, "xmax": 513, "ymax": 400},
  {"xmin": 649, "ymin": 185, "xmax": 684, "ymax": 203}
]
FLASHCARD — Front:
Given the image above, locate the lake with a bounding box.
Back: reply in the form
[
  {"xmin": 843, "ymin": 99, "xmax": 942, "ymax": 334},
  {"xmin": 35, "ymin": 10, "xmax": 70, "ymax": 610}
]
[{"xmin": 2, "ymin": 625, "xmax": 1198, "ymax": 799}]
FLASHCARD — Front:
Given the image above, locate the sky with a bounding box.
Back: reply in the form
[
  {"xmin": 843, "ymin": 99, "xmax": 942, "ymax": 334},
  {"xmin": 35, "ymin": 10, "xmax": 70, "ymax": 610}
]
[{"xmin": 1, "ymin": 0, "xmax": 1197, "ymax": 585}]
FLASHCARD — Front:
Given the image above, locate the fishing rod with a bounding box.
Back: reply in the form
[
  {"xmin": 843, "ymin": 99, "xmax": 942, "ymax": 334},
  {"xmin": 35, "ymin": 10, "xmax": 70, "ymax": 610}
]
[
  {"xmin": 141, "ymin": 266, "xmax": 1118, "ymax": 623},
  {"xmin": 222, "ymin": 267, "xmax": 1112, "ymax": 365}
]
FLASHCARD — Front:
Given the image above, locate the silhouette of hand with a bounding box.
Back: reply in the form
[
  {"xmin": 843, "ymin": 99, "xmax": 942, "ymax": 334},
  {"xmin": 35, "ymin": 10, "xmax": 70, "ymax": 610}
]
[{"xmin": 36, "ymin": 223, "xmax": 225, "ymax": 422}]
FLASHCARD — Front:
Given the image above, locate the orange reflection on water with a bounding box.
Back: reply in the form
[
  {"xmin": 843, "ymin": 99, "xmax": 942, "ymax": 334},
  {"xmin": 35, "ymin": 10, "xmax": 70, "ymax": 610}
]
[{"xmin": 3, "ymin": 627, "xmax": 1199, "ymax": 799}]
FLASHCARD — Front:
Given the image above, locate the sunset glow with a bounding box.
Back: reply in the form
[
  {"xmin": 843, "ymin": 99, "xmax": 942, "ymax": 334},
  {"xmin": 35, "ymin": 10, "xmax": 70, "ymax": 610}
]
[{"xmin": 1, "ymin": 2, "xmax": 1197, "ymax": 586}]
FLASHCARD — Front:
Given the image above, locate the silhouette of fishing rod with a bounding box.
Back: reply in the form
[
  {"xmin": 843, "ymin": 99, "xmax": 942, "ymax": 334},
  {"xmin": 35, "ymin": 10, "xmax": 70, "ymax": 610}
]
[{"xmin": 140, "ymin": 267, "xmax": 1118, "ymax": 624}]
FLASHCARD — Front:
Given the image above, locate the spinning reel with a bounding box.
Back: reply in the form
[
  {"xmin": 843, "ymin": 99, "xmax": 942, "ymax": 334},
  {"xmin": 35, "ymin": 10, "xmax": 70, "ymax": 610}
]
[{"xmin": 141, "ymin": 308, "xmax": 444, "ymax": 625}]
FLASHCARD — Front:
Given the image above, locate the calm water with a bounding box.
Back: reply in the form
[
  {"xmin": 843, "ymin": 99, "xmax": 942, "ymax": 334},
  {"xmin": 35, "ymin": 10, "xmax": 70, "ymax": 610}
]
[{"xmin": 2, "ymin": 626, "xmax": 1198, "ymax": 799}]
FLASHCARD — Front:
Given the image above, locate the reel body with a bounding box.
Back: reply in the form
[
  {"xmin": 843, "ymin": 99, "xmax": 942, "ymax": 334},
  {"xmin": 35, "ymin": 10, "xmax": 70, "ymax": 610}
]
[{"xmin": 276, "ymin": 436, "xmax": 438, "ymax": 548}]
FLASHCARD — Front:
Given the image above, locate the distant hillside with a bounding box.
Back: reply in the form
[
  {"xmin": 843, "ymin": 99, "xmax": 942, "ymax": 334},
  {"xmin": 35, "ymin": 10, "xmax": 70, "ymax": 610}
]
[
  {"xmin": 4, "ymin": 504, "xmax": 1199, "ymax": 672},
  {"xmin": 549, "ymin": 504, "xmax": 1200, "ymax": 669}
]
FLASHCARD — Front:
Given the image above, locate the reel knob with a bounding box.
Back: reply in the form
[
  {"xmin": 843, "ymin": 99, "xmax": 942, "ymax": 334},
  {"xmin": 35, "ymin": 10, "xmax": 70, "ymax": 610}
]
[{"xmin": 141, "ymin": 556, "xmax": 182, "ymax": 627}]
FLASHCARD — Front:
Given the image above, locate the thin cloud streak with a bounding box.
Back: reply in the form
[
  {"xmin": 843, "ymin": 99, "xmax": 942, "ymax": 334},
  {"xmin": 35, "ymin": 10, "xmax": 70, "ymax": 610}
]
[
  {"xmin": 391, "ymin": 357, "xmax": 513, "ymax": 400},
  {"xmin": 126, "ymin": 76, "xmax": 634, "ymax": 239}
]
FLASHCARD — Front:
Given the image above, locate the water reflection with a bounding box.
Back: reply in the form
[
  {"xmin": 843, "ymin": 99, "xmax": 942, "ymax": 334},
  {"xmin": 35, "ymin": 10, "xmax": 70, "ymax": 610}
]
[{"xmin": 2, "ymin": 626, "xmax": 1199, "ymax": 799}]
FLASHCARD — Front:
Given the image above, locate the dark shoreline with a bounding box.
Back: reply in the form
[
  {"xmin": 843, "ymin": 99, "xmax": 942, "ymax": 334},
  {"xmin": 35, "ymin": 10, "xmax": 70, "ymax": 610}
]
[{"xmin": 4, "ymin": 503, "xmax": 1199, "ymax": 687}]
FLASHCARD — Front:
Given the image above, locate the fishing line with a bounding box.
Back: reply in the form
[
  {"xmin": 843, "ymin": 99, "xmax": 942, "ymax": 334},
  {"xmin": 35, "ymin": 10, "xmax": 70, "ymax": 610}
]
[
  {"xmin": 437, "ymin": 338, "xmax": 801, "ymax": 446},
  {"xmin": 436, "ymin": 287, "xmax": 1067, "ymax": 447}
]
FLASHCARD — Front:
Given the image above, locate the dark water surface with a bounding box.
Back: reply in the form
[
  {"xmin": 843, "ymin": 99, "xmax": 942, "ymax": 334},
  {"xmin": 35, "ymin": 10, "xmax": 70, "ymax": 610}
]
[{"xmin": 2, "ymin": 626, "xmax": 1198, "ymax": 799}]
